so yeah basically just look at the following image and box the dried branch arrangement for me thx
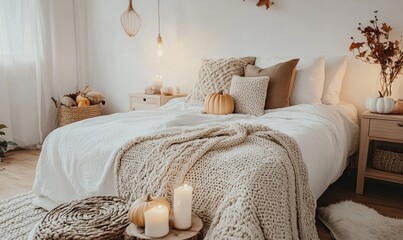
[349,11,403,97]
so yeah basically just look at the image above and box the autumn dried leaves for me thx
[350,11,403,97]
[243,0,273,10]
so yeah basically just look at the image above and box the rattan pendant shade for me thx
[120,0,142,37]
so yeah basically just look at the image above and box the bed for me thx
[33,98,358,207]
[33,56,358,239]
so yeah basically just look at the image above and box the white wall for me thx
[85,0,403,114]
[85,0,180,113]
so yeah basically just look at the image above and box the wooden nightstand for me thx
[356,111,403,194]
[128,93,187,111]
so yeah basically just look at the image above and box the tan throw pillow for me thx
[245,58,299,109]
[187,57,256,104]
[229,76,269,116]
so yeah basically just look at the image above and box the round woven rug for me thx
[35,196,130,240]
[0,192,47,240]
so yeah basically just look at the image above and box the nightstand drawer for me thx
[369,119,403,141]
[132,96,160,105]
[129,93,187,111]
[133,103,159,110]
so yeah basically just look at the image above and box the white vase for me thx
[366,97,395,114]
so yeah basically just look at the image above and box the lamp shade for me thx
[120,0,142,37]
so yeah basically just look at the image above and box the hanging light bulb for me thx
[157,34,163,57]
[156,0,163,57]
[120,0,142,37]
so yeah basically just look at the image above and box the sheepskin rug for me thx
[318,201,403,240]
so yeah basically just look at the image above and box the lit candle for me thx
[152,75,163,94]
[173,184,193,230]
[144,205,169,238]
[154,75,163,88]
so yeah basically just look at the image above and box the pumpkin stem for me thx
[146,193,152,202]
[218,90,224,94]
[378,91,383,98]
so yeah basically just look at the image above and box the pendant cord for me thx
[158,0,161,34]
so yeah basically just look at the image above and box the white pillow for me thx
[322,56,347,105]
[256,56,325,105]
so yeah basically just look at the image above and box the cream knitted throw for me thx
[115,124,318,239]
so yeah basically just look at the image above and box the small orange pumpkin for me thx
[77,98,90,107]
[393,99,403,114]
[204,90,234,115]
[76,94,85,104]
[128,194,170,227]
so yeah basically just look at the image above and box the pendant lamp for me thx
[156,0,163,56]
[120,0,142,37]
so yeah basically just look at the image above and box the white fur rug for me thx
[318,201,403,240]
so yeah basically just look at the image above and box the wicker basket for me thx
[58,104,101,127]
[372,146,403,174]
[35,196,129,240]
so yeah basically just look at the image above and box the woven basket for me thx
[58,104,101,127]
[372,146,403,174]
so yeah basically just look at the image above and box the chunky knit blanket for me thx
[115,124,318,239]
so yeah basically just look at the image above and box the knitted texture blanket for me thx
[115,124,318,239]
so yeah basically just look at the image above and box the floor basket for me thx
[58,104,101,127]
[372,146,403,174]
[34,196,129,240]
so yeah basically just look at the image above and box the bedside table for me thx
[128,93,187,111]
[356,111,403,194]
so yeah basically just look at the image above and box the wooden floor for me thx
[0,149,39,199]
[0,150,402,239]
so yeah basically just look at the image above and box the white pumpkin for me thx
[60,96,77,107]
[160,87,173,95]
[366,97,395,114]
[86,91,105,105]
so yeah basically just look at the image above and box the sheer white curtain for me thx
[0,0,81,146]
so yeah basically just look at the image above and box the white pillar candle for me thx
[173,184,193,230]
[154,75,163,89]
[144,205,169,238]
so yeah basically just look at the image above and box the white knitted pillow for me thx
[230,76,269,116]
[187,57,256,104]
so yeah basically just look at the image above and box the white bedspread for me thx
[32,99,359,210]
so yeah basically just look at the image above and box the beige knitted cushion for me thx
[230,76,269,116]
[187,57,256,104]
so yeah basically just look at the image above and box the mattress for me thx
[32,99,359,210]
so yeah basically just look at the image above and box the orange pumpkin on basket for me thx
[76,94,85,103]
[77,98,90,107]
[204,90,234,115]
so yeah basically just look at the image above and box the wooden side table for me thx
[356,111,403,194]
[125,214,203,240]
[128,93,187,111]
